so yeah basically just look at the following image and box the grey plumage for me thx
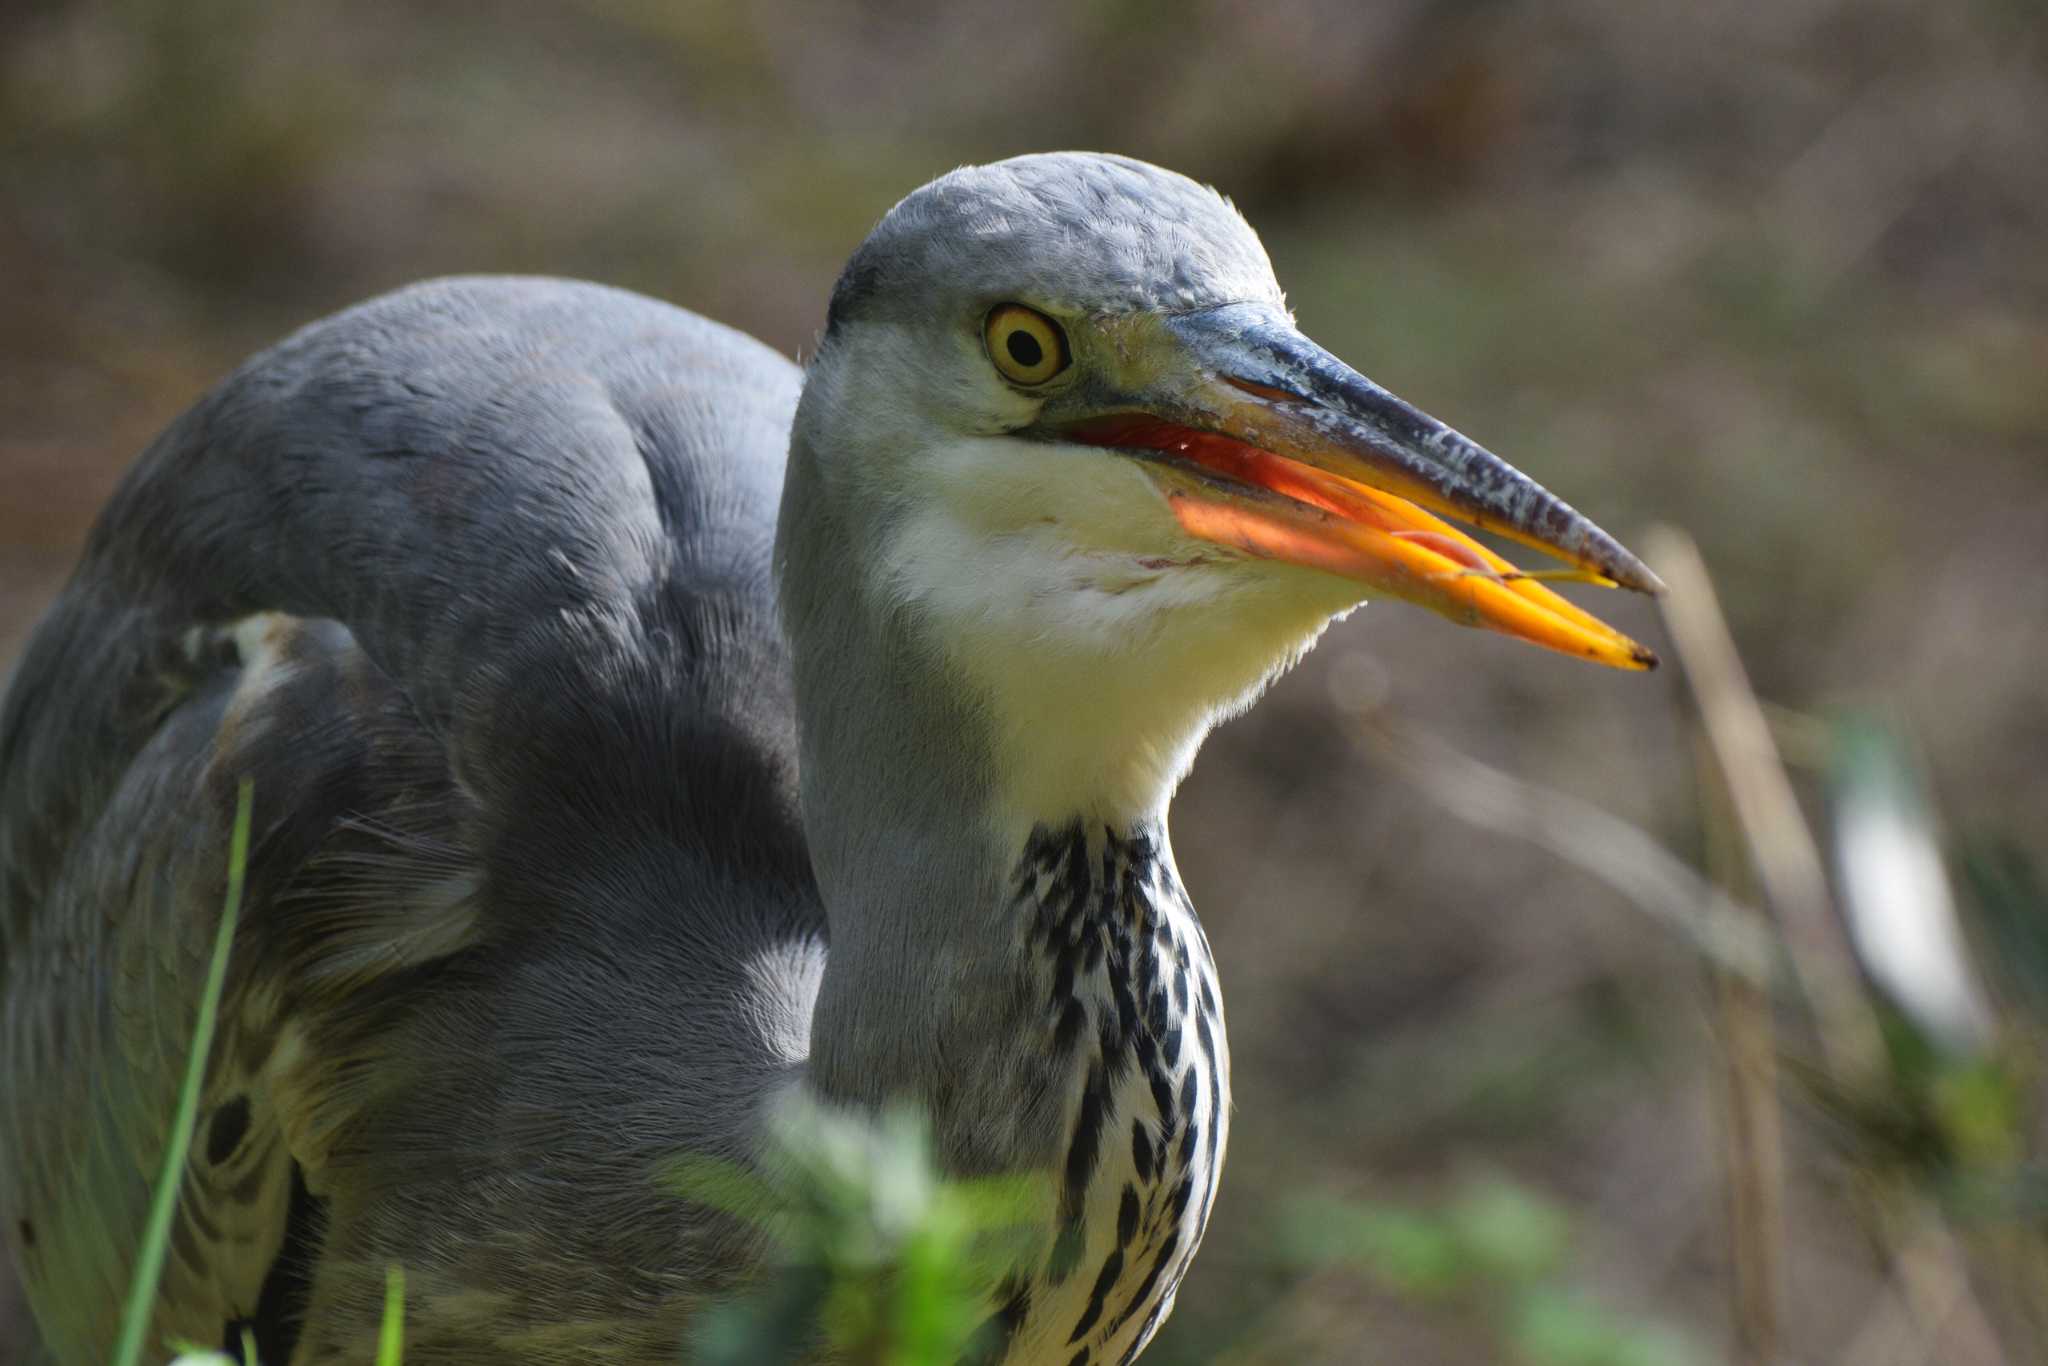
[1,152,1654,1363]
[824,155,1281,332]
[4,278,824,1358]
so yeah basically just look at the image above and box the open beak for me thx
[1064,303,1662,670]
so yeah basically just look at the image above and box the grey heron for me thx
[0,152,1658,1363]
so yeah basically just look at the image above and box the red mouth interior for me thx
[1060,413,1658,670]
[1063,414,1489,570]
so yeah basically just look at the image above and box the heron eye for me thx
[984,304,1069,386]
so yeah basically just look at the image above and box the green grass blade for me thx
[376,1265,405,1365]
[112,780,254,1366]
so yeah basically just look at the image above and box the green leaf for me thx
[677,1099,1048,1363]
[1449,1176,1571,1283]
[1273,1195,1467,1294]
[665,1154,787,1222]
[1510,1285,1698,1366]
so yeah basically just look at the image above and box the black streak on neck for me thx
[992,819,1223,1365]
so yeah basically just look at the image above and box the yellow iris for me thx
[984,304,1069,386]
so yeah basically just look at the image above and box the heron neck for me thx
[789,590,1142,1171]
[780,439,1203,1174]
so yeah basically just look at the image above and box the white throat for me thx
[874,431,1362,836]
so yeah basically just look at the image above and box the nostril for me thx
[1222,375,1304,404]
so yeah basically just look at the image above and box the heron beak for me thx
[1064,303,1661,670]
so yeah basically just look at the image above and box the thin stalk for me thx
[112,781,254,1366]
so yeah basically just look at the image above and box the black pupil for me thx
[1005,329,1045,369]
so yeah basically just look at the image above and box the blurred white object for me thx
[1830,724,1993,1053]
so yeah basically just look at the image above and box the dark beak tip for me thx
[1598,549,1667,598]
[1633,563,1671,597]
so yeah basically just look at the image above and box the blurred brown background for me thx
[4,1,2046,1361]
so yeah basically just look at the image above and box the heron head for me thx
[783,152,1657,826]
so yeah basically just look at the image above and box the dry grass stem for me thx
[1699,736,1784,1366]
[1646,525,1886,1087]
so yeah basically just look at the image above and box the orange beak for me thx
[1063,304,1660,670]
